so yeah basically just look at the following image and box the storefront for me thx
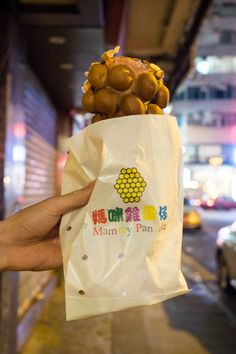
[183,143,236,201]
[0,17,70,354]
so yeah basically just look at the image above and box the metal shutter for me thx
[18,68,57,318]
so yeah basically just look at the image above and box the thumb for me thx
[44,181,95,216]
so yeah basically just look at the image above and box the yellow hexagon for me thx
[115,167,147,203]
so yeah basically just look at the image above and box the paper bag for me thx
[60,114,188,321]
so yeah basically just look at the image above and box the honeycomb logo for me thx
[114,167,147,203]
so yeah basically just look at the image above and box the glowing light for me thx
[3,176,11,184]
[17,195,24,204]
[49,36,66,45]
[13,122,26,137]
[207,200,214,207]
[60,63,74,70]
[209,156,223,165]
[12,145,26,162]
[193,199,201,206]
[196,59,209,75]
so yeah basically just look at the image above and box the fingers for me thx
[45,181,96,216]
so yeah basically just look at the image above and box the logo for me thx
[114,167,147,203]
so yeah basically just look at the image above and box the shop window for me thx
[215,88,226,98]
[187,86,203,99]
[217,2,236,16]
[186,112,236,127]
[219,31,236,44]
[197,30,219,46]
[174,85,236,102]
[173,91,185,101]
[184,145,198,164]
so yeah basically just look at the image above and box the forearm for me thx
[0,220,10,271]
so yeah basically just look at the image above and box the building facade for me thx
[173,0,236,201]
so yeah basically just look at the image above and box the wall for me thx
[0,16,59,353]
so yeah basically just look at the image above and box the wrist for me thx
[0,220,10,271]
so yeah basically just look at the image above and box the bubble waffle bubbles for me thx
[81,46,170,123]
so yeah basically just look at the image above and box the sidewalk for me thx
[21,277,236,354]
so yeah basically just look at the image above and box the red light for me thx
[17,195,24,204]
[13,123,26,137]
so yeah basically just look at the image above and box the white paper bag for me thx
[60,114,188,321]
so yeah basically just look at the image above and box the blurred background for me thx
[0,0,236,353]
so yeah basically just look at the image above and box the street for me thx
[21,209,236,354]
[183,209,236,318]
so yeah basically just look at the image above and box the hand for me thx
[0,182,95,271]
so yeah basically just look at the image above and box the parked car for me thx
[216,221,236,292]
[183,198,202,230]
[200,196,236,210]
[213,197,236,210]
[198,198,215,209]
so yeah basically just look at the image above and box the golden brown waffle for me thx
[81,47,170,123]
